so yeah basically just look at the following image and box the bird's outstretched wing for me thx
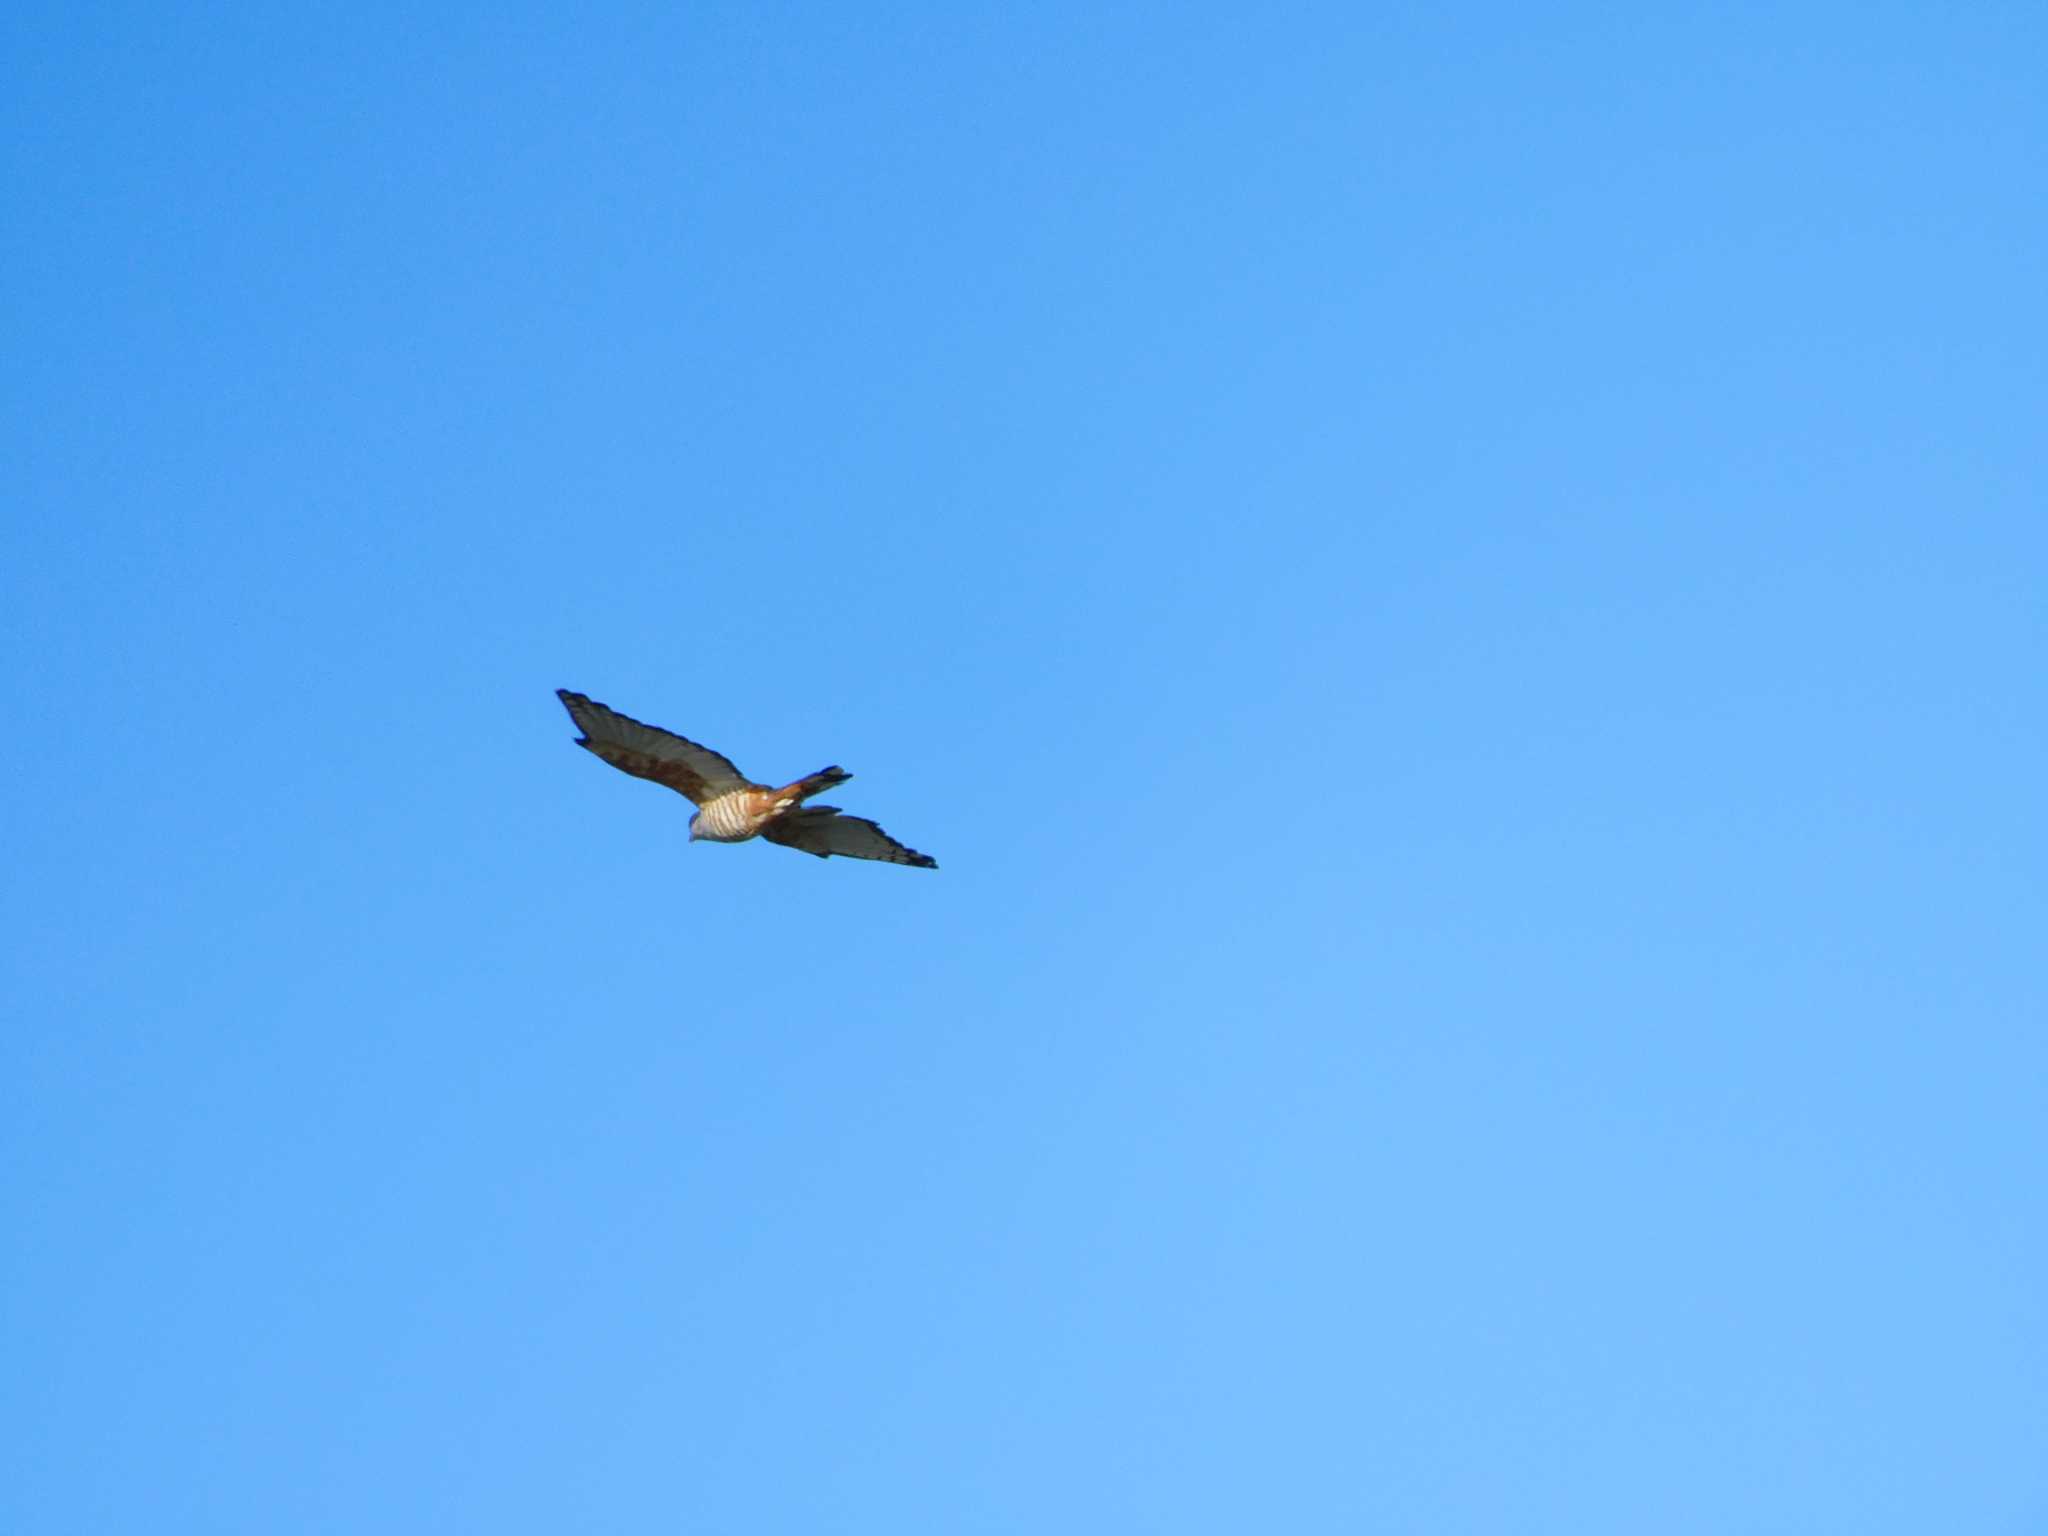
[557,689,752,804]
[762,806,938,868]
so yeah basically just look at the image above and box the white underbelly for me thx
[696,793,760,841]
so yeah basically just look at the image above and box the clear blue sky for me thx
[4,3,2043,1530]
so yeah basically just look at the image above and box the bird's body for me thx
[691,788,777,844]
[556,689,937,868]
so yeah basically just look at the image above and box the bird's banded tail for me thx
[781,766,851,803]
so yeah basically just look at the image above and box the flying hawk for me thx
[557,690,938,869]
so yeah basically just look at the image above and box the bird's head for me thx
[687,812,703,841]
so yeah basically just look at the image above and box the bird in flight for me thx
[556,689,938,869]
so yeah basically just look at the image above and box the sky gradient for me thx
[4,3,2044,1531]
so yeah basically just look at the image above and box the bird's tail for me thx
[779,766,851,803]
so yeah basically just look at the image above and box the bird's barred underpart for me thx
[695,791,762,842]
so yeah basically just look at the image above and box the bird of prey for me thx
[556,689,938,869]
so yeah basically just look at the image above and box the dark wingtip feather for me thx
[556,688,592,743]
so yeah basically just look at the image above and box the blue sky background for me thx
[4,3,2043,1530]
